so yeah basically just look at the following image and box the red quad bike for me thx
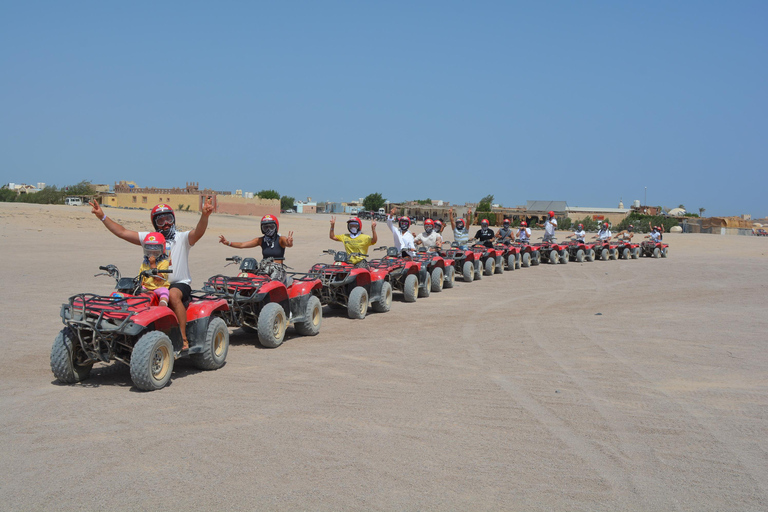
[533,239,570,265]
[51,265,230,391]
[369,246,431,302]
[469,241,504,276]
[565,238,596,263]
[439,242,480,283]
[305,249,393,318]
[412,246,455,291]
[592,239,619,261]
[494,240,520,271]
[640,240,669,258]
[614,239,641,260]
[203,256,323,348]
[511,240,541,268]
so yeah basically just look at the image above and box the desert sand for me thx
[1,201,767,511]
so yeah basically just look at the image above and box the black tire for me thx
[549,249,559,265]
[462,261,474,282]
[495,256,504,274]
[418,273,431,298]
[50,328,93,384]
[371,281,392,312]
[653,247,661,258]
[631,247,640,259]
[601,248,609,261]
[506,254,515,270]
[295,296,323,335]
[532,251,541,265]
[622,248,630,259]
[191,317,229,370]
[576,249,585,263]
[257,302,287,348]
[474,260,483,280]
[404,274,419,302]
[484,257,495,276]
[559,249,568,264]
[347,287,368,320]
[521,252,531,268]
[515,253,521,269]
[443,265,455,288]
[662,247,668,258]
[430,267,444,292]
[587,248,595,262]
[130,331,174,391]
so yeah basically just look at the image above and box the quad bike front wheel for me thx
[257,302,287,347]
[622,248,631,259]
[474,260,483,280]
[495,256,504,274]
[576,249,585,263]
[484,257,495,276]
[549,249,559,265]
[371,281,392,312]
[347,287,368,320]
[506,254,516,270]
[191,317,229,371]
[418,273,431,298]
[295,296,323,336]
[653,247,661,258]
[521,252,531,268]
[51,328,93,384]
[443,265,455,288]
[559,249,568,264]
[130,331,174,391]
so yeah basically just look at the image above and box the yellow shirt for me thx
[139,259,170,291]
[336,234,373,264]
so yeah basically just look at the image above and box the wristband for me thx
[228,241,232,246]
[100,214,107,222]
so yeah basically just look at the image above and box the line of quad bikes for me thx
[51,235,669,391]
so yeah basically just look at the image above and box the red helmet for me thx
[434,219,444,228]
[143,232,166,258]
[398,216,411,229]
[578,224,584,229]
[481,219,489,227]
[261,214,279,235]
[151,204,175,231]
[347,216,362,233]
[424,219,435,227]
[604,222,609,228]
[520,221,527,227]
[503,218,510,226]
[548,211,555,218]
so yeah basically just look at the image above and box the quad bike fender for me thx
[259,280,290,303]
[186,298,229,323]
[349,268,372,287]
[442,258,455,268]
[129,307,179,331]
[369,268,388,282]
[288,279,322,300]
[404,262,421,275]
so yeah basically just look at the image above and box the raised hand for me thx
[371,220,377,229]
[286,231,294,245]
[330,216,336,227]
[202,196,214,216]
[90,200,104,219]
[218,234,228,245]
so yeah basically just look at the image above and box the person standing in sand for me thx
[89,198,214,352]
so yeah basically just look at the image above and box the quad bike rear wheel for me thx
[495,256,504,274]
[371,281,392,312]
[462,261,474,282]
[622,248,630,259]
[559,249,568,264]
[662,247,668,258]
[443,265,455,288]
[549,249,558,265]
[484,257,495,276]
[191,317,229,371]
[404,274,419,302]
[631,247,640,259]
[521,252,531,268]
[418,273,431,298]
[507,254,516,270]
[257,302,287,348]
[130,331,174,391]
[653,247,661,258]
[600,248,609,261]
[347,287,368,320]
[610,249,618,260]
[474,260,483,280]
[430,267,444,292]
[295,296,323,335]
[576,249,585,263]
[532,251,541,265]
[51,328,93,384]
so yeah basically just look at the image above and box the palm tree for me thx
[699,207,706,217]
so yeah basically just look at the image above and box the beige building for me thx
[98,181,279,218]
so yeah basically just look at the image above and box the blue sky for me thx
[2,1,766,218]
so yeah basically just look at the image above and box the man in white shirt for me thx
[539,211,558,242]
[517,221,532,243]
[597,222,612,241]
[414,219,443,252]
[90,198,214,351]
[386,207,416,259]
[570,223,586,243]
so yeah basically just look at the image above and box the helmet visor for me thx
[348,221,360,234]
[144,243,164,259]
[261,222,277,236]
[154,213,174,228]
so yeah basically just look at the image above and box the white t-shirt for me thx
[649,231,661,242]
[386,216,416,255]
[517,227,531,241]
[598,229,612,240]
[573,229,585,241]
[415,231,442,251]
[139,231,192,285]
[544,219,557,237]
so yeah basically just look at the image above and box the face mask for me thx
[399,222,409,232]
[262,223,277,237]
[424,226,433,234]
[160,225,176,241]
[456,221,464,230]
[348,224,359,235]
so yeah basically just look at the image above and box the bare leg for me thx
[169,287,188,350]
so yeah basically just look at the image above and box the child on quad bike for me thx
[538,211,558,242]
[414,219,443,252]
[569,223,586,243]
[516,221,531,242]
[449,207,472,250]
[218,214,295,278]
[596,222,612,241]
[474,218,495,247]
[139,232,170,307]
[496,218,514,241]
[90,198,213,351]
[386,207,417,259]
[328,215,378,265]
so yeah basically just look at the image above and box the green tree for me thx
[280,196,295,210]
[0,188,16,202]
[256,189,280,200]
[699,207,706,217]
[559,217,572,231]
[476,194,495,224]
[363,193,386,212]
[67,180,96,197]
[414,198,432,205]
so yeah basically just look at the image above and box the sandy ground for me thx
[1,201,767,511]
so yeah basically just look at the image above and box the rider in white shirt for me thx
[517,222,531,243]
[597,223,612,241]
[571,224,586,243]
[386,208,416,258]
[539,211,558,242]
